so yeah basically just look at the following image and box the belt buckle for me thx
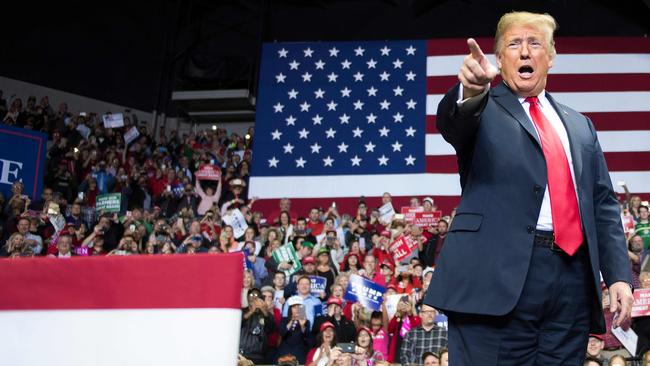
[548,233,564,253]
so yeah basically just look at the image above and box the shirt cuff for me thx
[456,84,489,113]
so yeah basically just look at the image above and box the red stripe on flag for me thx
[426,115,438,133]
[546,74,650,92]
[427,74,650,94]
[421,150,650,172]
[0,254,244,311]
[425,155,458,173]
[585,112,650,131]
[604,152,650,171]
[254,196,462,220]
[427,37,650,56]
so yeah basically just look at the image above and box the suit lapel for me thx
[491,83,541,148]
[545,92,584,185]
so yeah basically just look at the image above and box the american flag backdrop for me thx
[250,38,650,216]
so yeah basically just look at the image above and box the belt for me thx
[533,230,565,253]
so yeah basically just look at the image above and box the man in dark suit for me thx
[423,11,634,365]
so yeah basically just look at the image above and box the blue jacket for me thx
[424,83,632,333]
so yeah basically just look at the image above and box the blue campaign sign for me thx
[344,274,386,311]
[0,125,47,200]
[309,276,327,296]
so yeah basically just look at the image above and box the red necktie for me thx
[525,96,583,255]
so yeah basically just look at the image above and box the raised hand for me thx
[459,38,499,98]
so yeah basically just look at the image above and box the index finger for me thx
[467,38,485,60]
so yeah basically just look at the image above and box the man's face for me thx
[420,305,437,327]
[303,262,316,274]
[273,273,285,288]
[640,207,649,220]
[631,236,644,252]
[297,278,311,295]
[58,237,71,254]
[423,201,433,211]
[496,24,554,97]
[309,209,319,221]
[262,291,274,309]
[424,355,440,366]
[296,219,307,231]
[17,219,29,234]
[328,303,342,317]
[300,246,312,257]
[364,256,376,273]
[586,337,604,357]
[437,221,448,235]
[382,193,391,204]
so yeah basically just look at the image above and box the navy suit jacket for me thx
[423,82,632,333]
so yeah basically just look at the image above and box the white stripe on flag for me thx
[0,308,241,366]
[611,171,650,194]
[426,92,650,115]
[249,173,463,197]
[426,54,650,76]
[250,171,650,198]
[425,131,650,155]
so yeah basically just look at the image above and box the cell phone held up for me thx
[298,305,306,321]
[338,342,355,353]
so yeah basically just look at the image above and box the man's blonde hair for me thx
[494,11,558,57]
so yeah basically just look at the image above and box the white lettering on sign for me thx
[0,159,23,185]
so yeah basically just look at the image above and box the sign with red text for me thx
[195,164,221,181]
[632,288,650,318]
[401,206,423,224]
[413,211,442,228]
[389,235,417,262]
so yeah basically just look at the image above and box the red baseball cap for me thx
[380,230,391,238]
[320,321,336,333]
[380,260,395,271]
[589,334,605,341]
[326,297,343,307]
[301,256,316,265]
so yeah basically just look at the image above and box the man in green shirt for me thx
[635,205,650,250]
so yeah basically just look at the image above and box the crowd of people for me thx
[0,92,649,366]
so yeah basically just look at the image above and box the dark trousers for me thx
[447,244,593,365]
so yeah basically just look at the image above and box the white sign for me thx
[379,202,395,224]
[611,326,637,356]
[222,208,248,239]
[124,126,140,145]
[102,113,124,128]
[384,294,403,320]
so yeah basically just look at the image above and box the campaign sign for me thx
[95,193,122,213]
[622,213,635,234]
[0,125,47,200]
[222,208,248,238]
[379,202,396,224]
[309,276,327,296]
[413,211,442,228]
[401,206,423,224]
[272,243,302,277]
[344,274,385,311]
[102,113,124,128]
[389,235,417,262]
[632,288,650,318]
[195,164,221,181]
[124,126,140,145]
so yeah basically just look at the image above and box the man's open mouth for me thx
[518,65,534,78]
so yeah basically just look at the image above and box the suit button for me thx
[527,225,534,234]
[533,185,543,194]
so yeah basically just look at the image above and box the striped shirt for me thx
[400,324,448,366]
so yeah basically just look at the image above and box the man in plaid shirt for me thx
[400,304,448,366]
